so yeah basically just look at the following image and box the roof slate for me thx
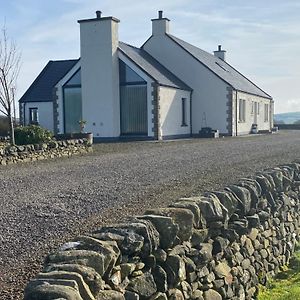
[19,59,79,103]
[167,34,272,99]
[118,41,191,91]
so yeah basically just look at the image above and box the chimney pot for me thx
[218,45,221,51]
[158,10,163,19]
[96,11,102,19]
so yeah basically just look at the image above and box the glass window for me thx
[119,60,146,85]
[264,104,269,122]
[239,99,246,122]
[29,108,39,125]
[181,98,187,126]
[64,69,81,86]
[64,87,82,133]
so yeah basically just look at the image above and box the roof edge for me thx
[166,34,272,99]
[19,59,79,103]
[222,60,272,99]
[118,45,192,91]
[166,33,234,90]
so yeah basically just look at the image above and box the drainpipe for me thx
[23,102,26,126]
[235,90,238,136]
[190,90,193,137]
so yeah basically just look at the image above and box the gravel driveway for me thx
[1,130,300,299]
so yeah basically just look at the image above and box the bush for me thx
[15,125,53,145]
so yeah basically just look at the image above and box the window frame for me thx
[238,99,246,123]
[29,107,39,125]
[264,104,269,122]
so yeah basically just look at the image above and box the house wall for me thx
[143,35,229,135]
[23,102,54,131]
[159,86,191,138]
[79,17,120,138]
[236,91,272,135]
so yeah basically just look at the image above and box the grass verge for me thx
[258,250,300,300]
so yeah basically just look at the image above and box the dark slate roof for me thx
[19,59,79,103]
[118,41,191,91]
[167,34,272,99]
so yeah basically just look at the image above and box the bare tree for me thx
[0,26,21,144]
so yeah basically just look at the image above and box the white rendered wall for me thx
[24,102,54,131]
[143,35,229,134]
[236,91,272,135]
[80,18,120,138]
[159,86,191,137]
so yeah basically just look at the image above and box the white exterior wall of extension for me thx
[143,35,229,135]
[159,86,191,138]
[118,52,154,137]
[235,91,272,135]
[79,17,120,138]
[22,102,54,131]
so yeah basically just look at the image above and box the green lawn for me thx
[258,250,300,300]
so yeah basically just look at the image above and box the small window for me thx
[251,101,254,115]
[181,98,187,126]
[29,108,39,125]
[239,99,246,122]
[264,104,269,122]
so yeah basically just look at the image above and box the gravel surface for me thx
[1,130,300,299]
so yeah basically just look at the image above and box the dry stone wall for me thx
[0,139,92,166]
[24,162,300,300]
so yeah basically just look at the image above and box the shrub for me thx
[15,125,53,145]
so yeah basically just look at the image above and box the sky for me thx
[1,0,300,114]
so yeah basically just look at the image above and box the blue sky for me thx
[1,0,300,113]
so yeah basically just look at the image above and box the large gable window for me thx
[63,69,82,133]
[119,60,147,135]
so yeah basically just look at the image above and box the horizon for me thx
[1,0,300,114]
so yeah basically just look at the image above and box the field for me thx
[258,249,300,300]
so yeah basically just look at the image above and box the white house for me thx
[19,11,274,140]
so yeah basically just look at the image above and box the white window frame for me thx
[264,104,269,122]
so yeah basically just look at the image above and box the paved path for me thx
[1,130,300,298]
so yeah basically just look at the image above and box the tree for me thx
[0,26,21,144]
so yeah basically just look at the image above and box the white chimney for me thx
[151,10,170,35]
[78,11,120,137]
[214,45,226,61]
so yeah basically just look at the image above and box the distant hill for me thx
[274,112,300,124]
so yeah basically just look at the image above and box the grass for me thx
[258,250,300,300]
